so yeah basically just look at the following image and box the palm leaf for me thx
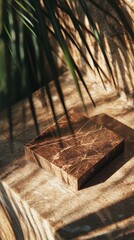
[45,1,87,113]
[0,0,133,140]
[58,2,111,88]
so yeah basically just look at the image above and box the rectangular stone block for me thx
[25,112,125,190]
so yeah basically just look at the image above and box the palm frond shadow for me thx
[57,193,134,239]
[0,0,133,139]
[66,0,134,94]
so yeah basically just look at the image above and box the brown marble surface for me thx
[25,112,125,190]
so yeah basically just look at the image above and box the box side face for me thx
[25,148,78,190]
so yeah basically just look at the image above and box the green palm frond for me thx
[0,0,133,137]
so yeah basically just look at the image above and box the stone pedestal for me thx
[25,112,125,190]
[1,91,134,239]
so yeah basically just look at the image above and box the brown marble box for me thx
[25,112,125,190]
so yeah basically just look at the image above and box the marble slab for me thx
[25,112,125,190]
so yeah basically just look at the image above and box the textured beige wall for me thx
[54,0,134,96]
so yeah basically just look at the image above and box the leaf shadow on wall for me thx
[60,0,134,96]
